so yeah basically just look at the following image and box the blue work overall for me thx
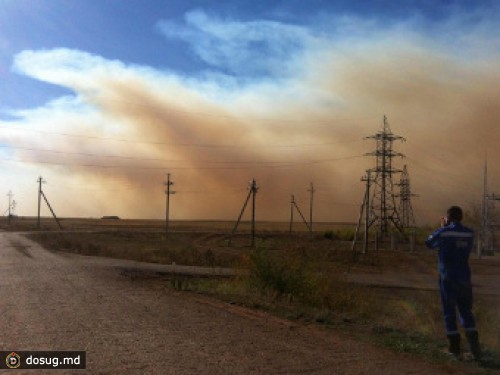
[425,222,476,335]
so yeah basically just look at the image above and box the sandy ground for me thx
[0,232,486,374]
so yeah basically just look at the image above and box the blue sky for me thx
[0,0,499,221]
[1,0,495,110]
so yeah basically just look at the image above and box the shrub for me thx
[323,228,355,241]
[247,246,328,307]
[335,228,356,241]
[324,230,337,240]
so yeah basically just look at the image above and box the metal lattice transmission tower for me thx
[365,115,405,237]
[395,165,417,229]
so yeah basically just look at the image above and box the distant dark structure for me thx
[101,216,120,220]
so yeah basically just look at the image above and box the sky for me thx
[0,0,499,224]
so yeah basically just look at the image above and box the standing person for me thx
[425,206,481,360]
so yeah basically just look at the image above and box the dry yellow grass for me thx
[13,217,500,368]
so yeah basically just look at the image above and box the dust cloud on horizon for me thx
[1,13,499,226]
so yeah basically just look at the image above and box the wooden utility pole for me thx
[481,160,500,256]
[37,176,44,229]
[229,179,258,247]
[289,194,311,233]
[36,177,62,230]
[251,179,257,247]
[308,182,315,239]
[7,190,13,225]
[164,173,175,236]
[41,190,63,230]
[363,171,371,254]
[352,171,372,255]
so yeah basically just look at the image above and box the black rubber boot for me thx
[447,333,461,359]
[465,330,481,361]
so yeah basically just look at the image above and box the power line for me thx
[0,143,361,166]
[0,126,362,149]
[407,156,481,195]
[0,154,363,171]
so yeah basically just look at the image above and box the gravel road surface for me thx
[0,232,475,374]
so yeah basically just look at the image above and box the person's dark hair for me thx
[447,206,463,222]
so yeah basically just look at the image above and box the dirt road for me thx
[0,232,475,374]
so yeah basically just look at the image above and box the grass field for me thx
[5,217,499,370]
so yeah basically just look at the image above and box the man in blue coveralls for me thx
[425,206,481,360]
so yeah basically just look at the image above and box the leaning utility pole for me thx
[229,179,259,247]
[164,173,175,236]
[364,115,405,238]
[36,176,63,230]
[289,194,311,233]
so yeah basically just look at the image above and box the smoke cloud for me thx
[1,9,499,224]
